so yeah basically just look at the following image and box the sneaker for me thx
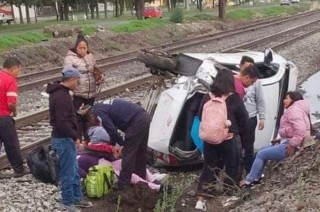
[153,173,168,182]
[63,204,81,212]
[74,200,92,208]
[195,200,207,211]
[13,167,30,178]
[240,180,255,188]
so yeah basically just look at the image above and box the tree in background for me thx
[218,0,226,19]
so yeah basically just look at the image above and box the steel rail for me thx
[15,74,155,127]
[0,137,51,170]
[18,10,320,92]
[221,20,320,52]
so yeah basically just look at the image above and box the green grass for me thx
[82,26,97,36]
[227,2,311,20]
[0,32,49,51]
[261,3,310,16]
[186,13,216,21]
[227,9,256,20]
[111,19,168,33]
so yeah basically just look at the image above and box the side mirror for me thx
[264,48,273,65]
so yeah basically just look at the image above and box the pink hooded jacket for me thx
[278,100,311,147]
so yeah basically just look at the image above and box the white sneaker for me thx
[195,200,207,211]
[153,173,168,182]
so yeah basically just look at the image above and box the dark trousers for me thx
[241,116,257,174]
[0,116,24,173]
[73,96,95,141]
[118,112,151,186]
[197,135,241,194]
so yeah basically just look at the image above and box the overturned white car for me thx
[138,49,298,166]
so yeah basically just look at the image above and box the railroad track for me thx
[2,12,320,170]
[223,18,320,52]
[17,10,320,92]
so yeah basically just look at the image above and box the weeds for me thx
[82,26,97,36]
[115,195,121,212]
[170,8,184,23]
[154,178,192,212]
[297,173,306,201]
[105,40,122,51]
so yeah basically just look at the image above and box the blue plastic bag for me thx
[191,116,204,153]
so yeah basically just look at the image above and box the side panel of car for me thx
[148,86,189,154]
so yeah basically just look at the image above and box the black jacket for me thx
[199,93,248,135]
[93,100,146,145]
[46,82,78,141]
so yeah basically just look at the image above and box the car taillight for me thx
[165,154,178,165]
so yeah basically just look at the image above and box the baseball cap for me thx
[62,66,80,78]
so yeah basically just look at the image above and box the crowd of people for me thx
[195,57,311,211]
[0,33,313,212]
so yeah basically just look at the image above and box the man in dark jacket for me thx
[92,99,151,189]
[47,66,91,211]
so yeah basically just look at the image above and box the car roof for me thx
[184,51,285,65]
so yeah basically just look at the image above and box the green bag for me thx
[84,165,114,198]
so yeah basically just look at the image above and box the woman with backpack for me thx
[240,91,311,188]
[195,69,248,211]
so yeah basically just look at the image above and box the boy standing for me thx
[47,66,92,211]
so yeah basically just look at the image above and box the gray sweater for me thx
[244,80,266,121]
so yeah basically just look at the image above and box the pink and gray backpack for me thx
[199,93,232,144]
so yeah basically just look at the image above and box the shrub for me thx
[170,8,184,23]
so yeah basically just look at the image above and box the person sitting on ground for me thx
[240,91,311,187]
[88,112,111,144]
[79,111,122,158]
[77,154,168,192]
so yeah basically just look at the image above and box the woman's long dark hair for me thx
[210,69,235,97]
[71,33,89,54]
[286,91,304,107]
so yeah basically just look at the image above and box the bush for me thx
[170,8,184,23]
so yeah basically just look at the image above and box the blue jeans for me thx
[246,141,288,182]
[52,137,83,206]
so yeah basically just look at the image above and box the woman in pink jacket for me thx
[241,91,310,187]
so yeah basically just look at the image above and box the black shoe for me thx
[243,182,255,188]
[160,184,173,193]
